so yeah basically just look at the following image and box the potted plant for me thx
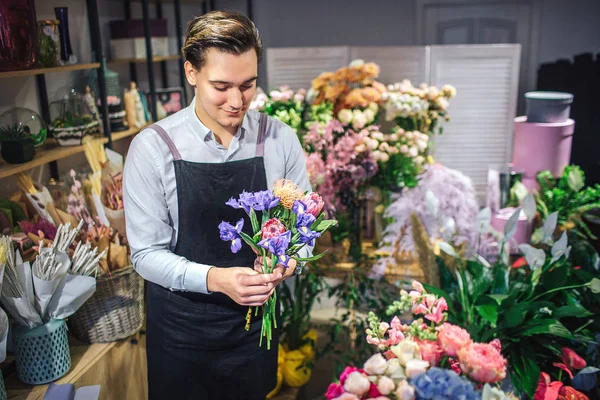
[0,123,35,164]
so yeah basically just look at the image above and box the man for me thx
[123,11,311,399]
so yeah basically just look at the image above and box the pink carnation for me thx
[261,218,286,239]
[457,342,507,383]
[437,323,472,357]
[416,340,443,367]
[303,192,325,217]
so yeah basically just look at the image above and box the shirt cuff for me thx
[182,262,214,294]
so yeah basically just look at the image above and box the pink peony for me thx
[489,339,502,353]
[326,383,345,400]
[303,192,325,217]
[261,218,287,239]
[424,297,447,324]
[343,371,371,397]
[436,323,472,357]
[457,342,507,383]
[416,340,443,366]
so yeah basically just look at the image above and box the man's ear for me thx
[184,60,198,87]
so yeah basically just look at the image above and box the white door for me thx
[416,0,540,113]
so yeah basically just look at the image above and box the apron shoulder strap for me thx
[256,113,268,158]
[145,124,182,161]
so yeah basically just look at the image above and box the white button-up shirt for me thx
[123,99,311,294]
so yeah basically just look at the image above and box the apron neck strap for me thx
[148,124,182,161]
[256,113,267,158]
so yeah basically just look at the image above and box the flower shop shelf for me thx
[0,63,101,79]
[0,137,108,179]
[111,123,151,142]
[3,332,147,399]
[108,55,181,64]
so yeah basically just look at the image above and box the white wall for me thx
[0,0,598,197]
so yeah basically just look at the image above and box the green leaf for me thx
[486,294,508,305]
[253,231,262,242]
[293,251,328,262]
[519,319,573,339]
[313,219,338,232]
[475,303,498,326]
[510,346,541,399]
[250,209,260,233]
[239,231,260,253]
[553,305,594,319]
[502,303,529,328]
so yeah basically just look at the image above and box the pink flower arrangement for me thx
[457,342,507,383]
[436,323,472,358]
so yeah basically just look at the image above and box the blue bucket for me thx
[12,319,71,385]
[0,369,6,400]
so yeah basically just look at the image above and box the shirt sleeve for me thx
[123,132,213,294]
[281,124,314,261]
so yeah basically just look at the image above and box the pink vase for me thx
[491,207,531,253]
[512,116,575,190]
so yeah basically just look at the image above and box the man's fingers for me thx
[241,271,282,286]
[240,289,275,306]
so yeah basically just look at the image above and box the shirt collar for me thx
[186,96,252,141]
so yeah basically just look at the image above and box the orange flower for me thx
[371,81,387,94]
[360,87,382,103]
[311,72,334,90]
[273,179,304,209]
[324,83,347,102]
[363,62,381,78]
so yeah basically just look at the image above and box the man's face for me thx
[188,48,258,132]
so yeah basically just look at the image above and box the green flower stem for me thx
[530,283,589,302]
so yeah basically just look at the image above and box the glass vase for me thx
[54,7,76,64]
[0,0,39,72]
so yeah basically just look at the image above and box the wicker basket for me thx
[69,265,144,343]
[13,319,71,385]
[0,369,6,400]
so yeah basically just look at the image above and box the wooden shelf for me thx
[0,137,108,179]
[108,55,181,64]
[0,63,100,79]
[111,123,150,142]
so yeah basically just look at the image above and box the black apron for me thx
[144,113,278,400]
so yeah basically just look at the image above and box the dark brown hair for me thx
[182,10,263,69]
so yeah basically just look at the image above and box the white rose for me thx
[389,146,399,154]
[379,152,390,162]
[378,142,390,152]
[415,156,425,165]
[417,140,428,152]
[377,376,395,396]
[372,132,385,142]
[334,393,360,400]
[368,102,379,112]
[270,90,283,101]
[394,380,416,400]
[409,146,418,158]
[281,89,294,101]
[405,359,429,379]
[442,84,457,98]
[427,87,439,100]
[349,59,365,68]
[436,97,449,110]
[389,133,399,142]
[405,131,414,140]
[343,371,371,397]
[391,339,421,367]
[372,150,383,162]
[481,383,509,400]
[354,144,367,153]
[364,353,388,375]
[400,145,409,154]
[385,358,406,380]
[364,109,376,123]
[352,113,367,130]
[338,109,353,125]
[411,103,422,113]
[293,93,305,103]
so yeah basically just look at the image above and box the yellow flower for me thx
[427,155,435,165]
[273,179,304,209]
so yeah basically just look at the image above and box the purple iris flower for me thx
[292,200,308,216]
[218,219,244,253]
[254,190,280,211]
[258,231,293,267]
[297,213,316,228]
[298,225,321,246]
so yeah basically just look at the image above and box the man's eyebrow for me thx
[208,76,258,85]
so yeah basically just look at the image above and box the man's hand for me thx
[253,256,296,286]
[206,267,282,306]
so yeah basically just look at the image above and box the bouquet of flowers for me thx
[310,59,386,115]
[325,281,515,400]
[219,179,337,349]
[250,86,307,134]
[382,80,456,135]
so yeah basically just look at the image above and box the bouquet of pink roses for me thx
[219,179,337,349]
[325,281,514,400]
